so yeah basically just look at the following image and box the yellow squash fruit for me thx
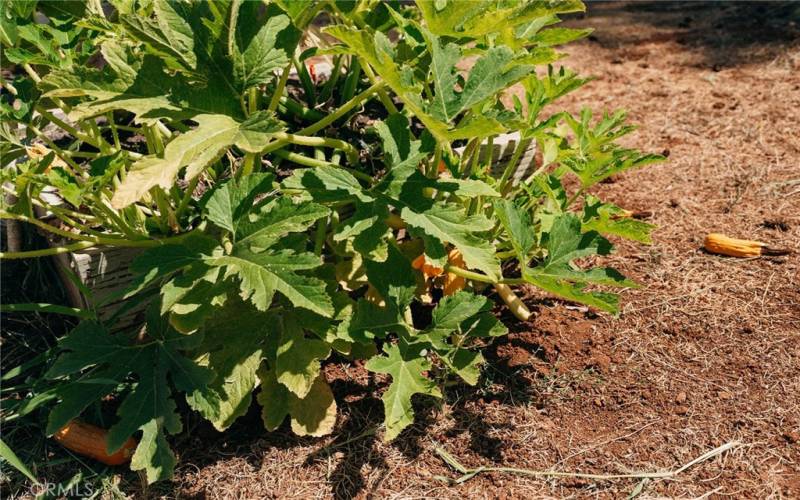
[53,420,137,466]
[704,233,791,258]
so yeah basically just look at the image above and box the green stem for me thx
[361,63,398,114]
[339,57,361,105]
[272,149,373,183]
[25,63,120,158]
[0,303,94,319]
[0,211,98,243]
[0,229,198,259]
[313,216,327,256]
[318,55,343,103]
[428,143,443,178]
[92,196,140,239]
[1,77,18,95]
[443,264,524,286]
[299,80,385,136]
[63,151,101,159]
[498,137,532,194]
[240,153,256,177]
[248,86,259,115]
[0,210,164,248]
[293,56,316,107]
[0,241,96,259]
[148,124,165,155]
[93,123,113,153]
[495,249,517,259]
[155,120,173,140]
[278,97,326,122]
[23,63,72,113]
[176,175,201,224]
[22,63,42,84]
[268,62,293,112]
[467,137,484,178]
[151,187,175,233]
[36,108,98,147]
[459,139,478,173]
[26,124,85,176]
[275,133,359,166]
[566,187,585,208]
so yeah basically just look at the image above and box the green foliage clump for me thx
[1,0,663,482]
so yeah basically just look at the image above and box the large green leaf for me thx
[344,298,410,343]
[210,248,332,316]
[235,197,329,247]
[111,112,283,208]
[325,26,449,141]
[43,55,242,123]
[327,26,520,142]
[365,341,442,441]
[524,214,635,313]
[45,307,212,483]
[120,0,197,72]
[161,266,231,333]
[494,199,536,261]
[418,291,507,385]
[416,0,585,39]
[125,234,221,298]
[283,165,373,203]
[425,33,461,123]
[205,173,275,235]
[581,195,655,244]
[0,439,38,484]
[186,300,271,431]
[423,31,532,122]
[364,245,417,309]
[401,204,500,280]
[232,3,300,91]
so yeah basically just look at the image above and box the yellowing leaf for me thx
[112,113,282,208]
[257,367,336,437]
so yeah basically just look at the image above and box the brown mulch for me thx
[148,3,800,499]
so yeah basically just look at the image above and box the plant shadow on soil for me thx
[160,294,609,499]
[584,1,800,69]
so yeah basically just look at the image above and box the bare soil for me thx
[95,2,800,498]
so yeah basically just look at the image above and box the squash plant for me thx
[0,0,662,482]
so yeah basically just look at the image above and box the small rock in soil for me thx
[761,219,790,231]
[783,430,799,444]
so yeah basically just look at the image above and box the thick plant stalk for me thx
[494,283,531,321]
[3,192,22,252]
[272,149,372,183]
[275,133,360,165]
[0,241,96,259]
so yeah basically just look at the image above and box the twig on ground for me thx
[432,441,741,485]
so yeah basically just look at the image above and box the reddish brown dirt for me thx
[140,3,800,499]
